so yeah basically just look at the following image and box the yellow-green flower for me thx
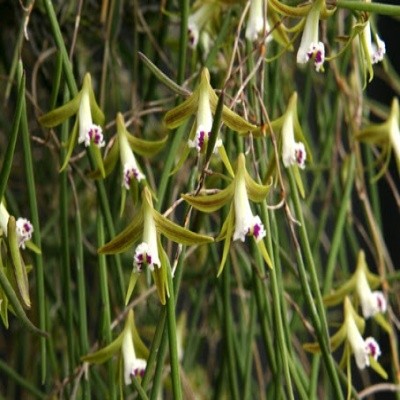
[99,187,213,304]
[182,153,272,275]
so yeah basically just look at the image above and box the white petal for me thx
[78,90,93,144]
[346,312,369,369]
[297,6,320,65]
[121,329,147,385]
[16,218,34,249]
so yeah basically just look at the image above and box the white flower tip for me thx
[16,218,33,248]
[188,21,199,48]
[365,337,381,361]
[84,124,105,148]
[371,37,386,64]
[297,42,325,72]
[252,215,266,242]
[123,163,145,189]
[133,242,160,272]
[283,142,306,169]
[125,358,147,384]
[189,126,209,152]
[233,215,266,242]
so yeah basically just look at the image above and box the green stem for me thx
[0,359,46,400]
[222,259,240,400]
[0,62,24,201]
[165,264,183,400]
[97,215,116,400]
[287,169,344,400]
[177,0,189,86]
[323,155,355,294]
[335,0,400,15]
[19,63,48,383]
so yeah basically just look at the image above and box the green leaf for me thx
[153,211,214,245]
[217,145,235,178]
[323,276,356,307]
[82,333,124,364]
[182,185,233,213]
[163,91,199,129]
[98,212,143,254]
[245,171,270,202]
[256,239,273,269]
[217,205,235,277]
[88,137,120,179]
[59,119,79,172]
[292,165,305,199]
[38,93,81,128]
[369,356,388,379]
[128,134,168,157]
[125,271,139,306]
[139,52,190,97]
[8,217,30,309]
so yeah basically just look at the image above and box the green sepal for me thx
[88,137,120,179]
[0,257,9,328]
[88,92,105,127]
[24,240,41,254]
[205,90,224,165]
[125,271,139,306]
[217,204,235,277]
[81,332,124,364]
[209,89,259,134]
[182,185,233,213]
[98,212,143,254]
[217,145,235,178]
[119,187,127,218]
[269,0,311,17]
[153,210,214,245]
[323,276,356,307]
[256,239,273,269]
[0,257,47,337]
[38,93,82,128]
[90,143,106,178]
[292,165,305,199]
[139,52,190,97]
[8,217,30,309]
[373,313,392,334]
[153,240,170,305]
[355,122,389,145]
[330,324,347,352]
[303,341,321,354]
[59,119,79,172]
[245,171,270,203]
[164,91,199,129]
[269,9,293,50]
[369,356,388,379]
[170,143,191,176]
[128,134,168,158]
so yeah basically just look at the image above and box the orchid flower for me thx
[164,68,259,171]
[323,250,390,332]
[182,153,272,275]
[82,310,148,385]
[356,97,400,178]
[0,201,37,309]
[188,1,217,48]
[263,92,311,198]
[99,187,213,304]
[0,202,33,249]
[39,73,106,173]
[304,297,387,380]
[296,0,324,72]
[245,0,270,42]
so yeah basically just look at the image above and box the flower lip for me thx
[84,124,105,148]
[16,218,34,249]
[233,170,266,243]
[133,242,160,272]
[365,337,381,361]
[123,163,145,189]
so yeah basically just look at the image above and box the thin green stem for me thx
[165,263,183,400]
[287,169,344,400]
[19,63,48,383]
[323,155,355,294]
[97,215,116,400]
[335,0,400,15]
